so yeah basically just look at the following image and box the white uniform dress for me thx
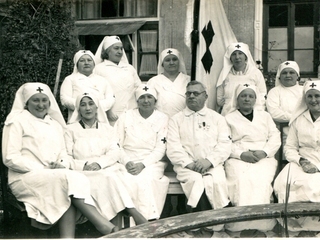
[274,111,320,203]
[217,67,267,116]
[225,110,280,205]
[94,60,141,125]
[273,111,320,232]
[64,121,136,221]
[3,110,95,228]
[224,110,280,232]
[115,109,170,220]
[60,72,115,121]
[167,106,231,209]
[147,73,190,117]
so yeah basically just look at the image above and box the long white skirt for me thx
[118,161,169,220]
[224,158,277,232]
[80,163,136,221]
[225,157,277,206]
[274,162,320,203]
[10,169,95,228]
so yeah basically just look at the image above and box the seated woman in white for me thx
[147,48,190,117]
[224,83,281,232]
[60,50,115,122]
[64,92,147,227]
[274,80,320,232]
[115,84,170,221]
[2,82,117,238]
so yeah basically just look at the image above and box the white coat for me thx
[167,106,231,209]
[274,111,320,203]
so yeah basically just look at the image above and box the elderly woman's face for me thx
[230,50,247,70]
[77,55,94,76]
[106,43,123,64]
[163,54,179,74]
[79,97,98,121]
[305,89,320,114]
[26,93,50,119]
[280,67,299,87]
[237,89,256,112]
[137,94,156,112]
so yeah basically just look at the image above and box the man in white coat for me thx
[167,81,231,213]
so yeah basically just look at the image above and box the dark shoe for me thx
[223,202,233,208]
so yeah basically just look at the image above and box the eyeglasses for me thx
[185,91,206,97]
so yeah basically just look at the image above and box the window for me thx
[74,0,157,20]
[263,1,319,77]
[74,1,159,81]
[137,22,158,81]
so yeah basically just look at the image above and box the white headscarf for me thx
[134,84,157,100]
[157,48,187,74]
[289,79,320,125]
[217,42,256,87]
[72,50,96,74]
[227,82,262,114]
[4,82,66,128]
[68,92,109,124]
[275,61,300,87]
[94,35,129,65]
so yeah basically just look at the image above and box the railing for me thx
[103,202,320,238]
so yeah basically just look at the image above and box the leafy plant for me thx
[0,0,81,127]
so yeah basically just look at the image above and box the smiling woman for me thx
[274,80,320,231]
[2,83,118,238]
[26,93,50,119]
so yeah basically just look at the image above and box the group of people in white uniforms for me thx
[3,32,320,238]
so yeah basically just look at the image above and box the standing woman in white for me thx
[216,42,267,116]
[94,36,141,125]
[60,50,115,122]
[147,48,190,117]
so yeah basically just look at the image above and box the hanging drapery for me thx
[139,30,158,76]
[185,0,237,110]
[123,0,157,17]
